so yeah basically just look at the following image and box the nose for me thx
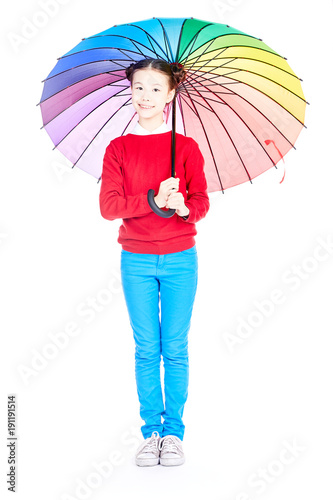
[141,90,151,101]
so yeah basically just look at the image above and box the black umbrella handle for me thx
[147,91,178,218]
[147,189,176,218]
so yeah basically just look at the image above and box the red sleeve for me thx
[99,140,152,221]
[181,138,210,223]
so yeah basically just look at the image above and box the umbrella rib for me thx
[42,57,132,84]
[176,89,200,117]
[120,110,139,136]
[185,58,305,102]
[52,87,132,149]
[179,29,272,60]
[86,26,170,60]
[185,53,237,84]
[185,72,279,169]
[191,59,302,107]
[71,95,134,168]
[178,88,221,114]
[186,71,297,149]
[187,77,256,183]
[155,18,174,61]
[41,84,132,128]
[41,70,235,128]
[196,62,306,101]
[177,23,264,64]
[132,26,168,62]
[188,69,307,123]
[188,69,242,85]
[55,36,167,64]
[180,83,226,192]
[174,18,188,63]
[111,37,149,61]
[179,31,271,66]
[177,23,213,64]
[183,43,229,77]
[185,45,300,80]
[100,24,168,57]
[97,109,139,182]
[180,86,236,96]
[116,48,138,64]
[44,32,171,86]
[176,91,187,134]
[162,30,172,61]
[38,71,130,105]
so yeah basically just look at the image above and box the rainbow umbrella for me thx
[39,16,307,211]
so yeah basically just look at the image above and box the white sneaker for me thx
[159,435,185,466]
[135,431,161,467]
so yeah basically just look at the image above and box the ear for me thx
[166,88,176,104]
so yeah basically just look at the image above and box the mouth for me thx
[139,104,154,109]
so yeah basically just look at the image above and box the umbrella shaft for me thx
[171,93,176,178]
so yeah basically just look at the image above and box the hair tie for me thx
[170,62,184,69]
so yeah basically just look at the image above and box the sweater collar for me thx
[131,120,170,135]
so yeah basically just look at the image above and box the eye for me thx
[153,88,160,92]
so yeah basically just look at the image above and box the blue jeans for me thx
[120,245,198,441]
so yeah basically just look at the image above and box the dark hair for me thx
[125,58,187,91]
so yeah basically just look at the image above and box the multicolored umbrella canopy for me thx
[39,16,307,192]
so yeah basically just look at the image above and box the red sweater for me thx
[99,131,210,254]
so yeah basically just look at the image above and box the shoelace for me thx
[158,435,182,453]
[140,431,160,454]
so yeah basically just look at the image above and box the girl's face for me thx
[131,68,175,125]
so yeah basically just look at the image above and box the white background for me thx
[1,0,333,499]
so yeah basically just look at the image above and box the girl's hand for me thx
[166,191,190,217]
[154,177,180,208]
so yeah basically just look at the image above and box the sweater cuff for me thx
[181,206,190,221]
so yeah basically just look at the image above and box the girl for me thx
[99,58,210,467]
